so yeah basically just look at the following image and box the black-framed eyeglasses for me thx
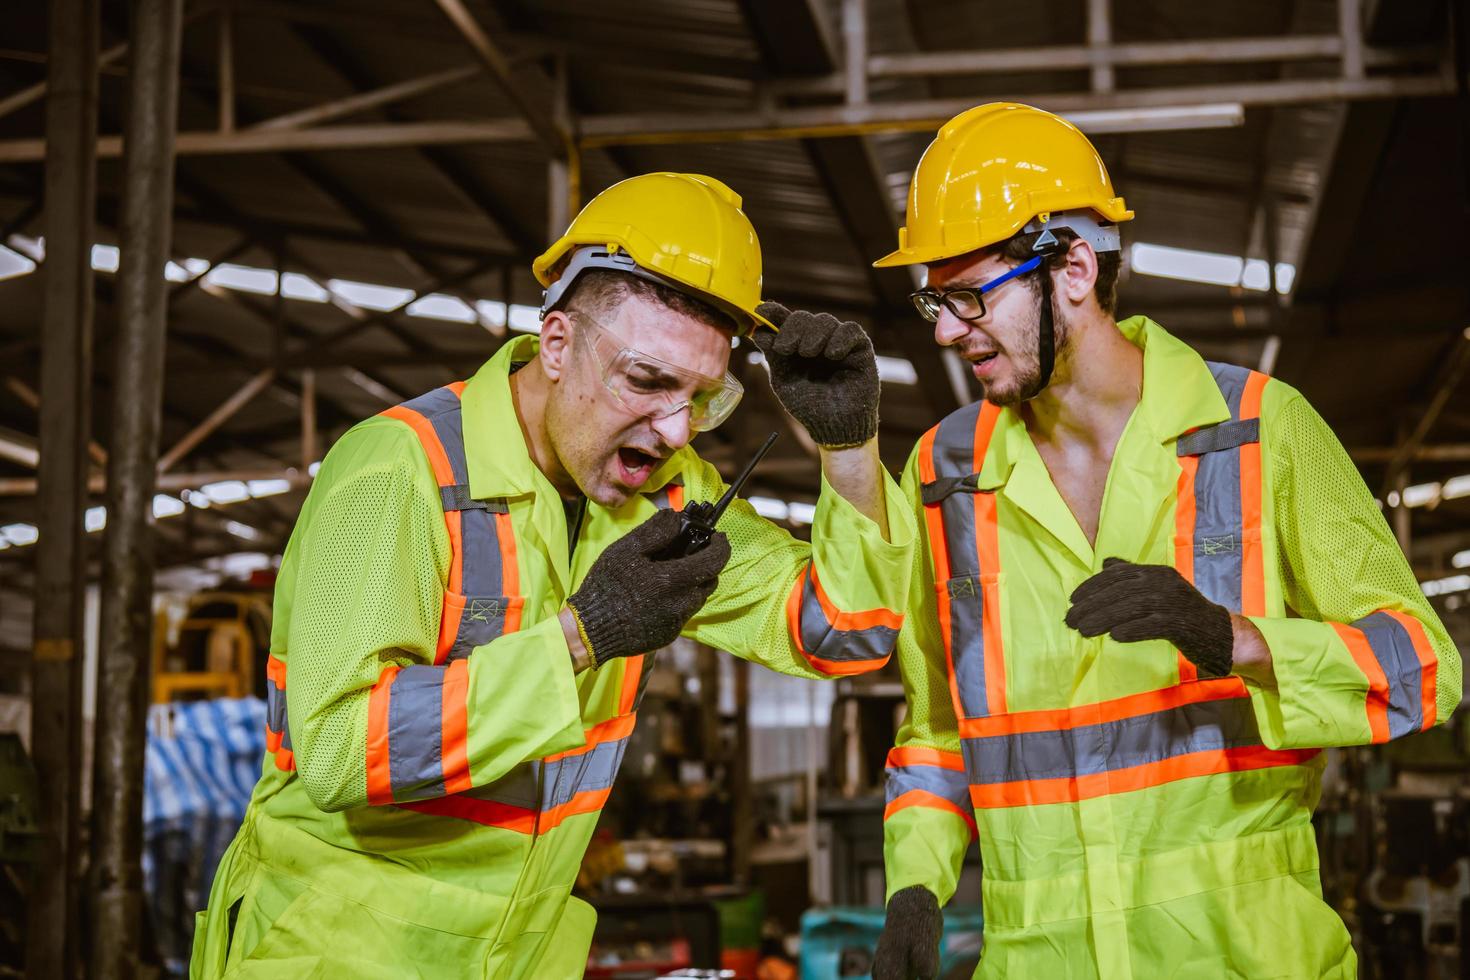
[909,256,1044,324]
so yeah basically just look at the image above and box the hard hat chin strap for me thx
[1023,225,1063,402]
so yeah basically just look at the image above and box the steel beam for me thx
[1381,329,1470,490]
[0,71,1450,162]
[249,63,483,132]
[28,1,97,974]
[91,3,184,973]
[430,0,568,158]
[157,368,276,473]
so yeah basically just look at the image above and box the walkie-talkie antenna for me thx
[710,431,779,522]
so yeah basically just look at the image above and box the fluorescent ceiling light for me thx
[1,523,39,546]
[407,293,477,323]
[1067,103,1245,135]
[476,300,507,328]
[225,520,261,541]
[747,496,789,520]
[84,506,107,532]
[207,263,277,295]
[875,355,918,385]
[788,501,816,525]
[326,278,414,311]
[1131,243,1294,294]
[152,494,186,518]
[1452,549,1470,570]
[1401,482,1441,508]
[247,478,292,498]
[1423,573,1470,597]
[508,304,542,334]
[281,272,329,302]
[90,243,120,273]
[1442,475,1470,500]
[0,244,36,282]
[200,480,250,504]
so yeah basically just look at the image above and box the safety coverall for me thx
[192,334,914,978]
[883,316,1460,978]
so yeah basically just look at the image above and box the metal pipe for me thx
[0,39,125,122]
[0,72,1453,161]
[1339,0,1365,80]
[843,0,867,105]
[157,368,277,473]
[1087,0,1114,93]
[300,369,317,469]
[248,63,482,132]
[27,0,97,974]
[217,1,234,132]
[91,0,183,974]
[0,466,313,498]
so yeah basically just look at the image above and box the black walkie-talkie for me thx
[657,431,779,559]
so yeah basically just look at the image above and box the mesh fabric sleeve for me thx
[684,453,914,678]
[279,417,584,812]
[1244,385,1461,749]
[882,444,975,905]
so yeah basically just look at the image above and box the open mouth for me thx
[970,350,1000,378]
[615,446,660,486]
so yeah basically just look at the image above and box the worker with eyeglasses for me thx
[869,103,1458,979]
[190,172,916,979]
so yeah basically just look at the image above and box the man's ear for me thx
[1057,238,1099,309]
[539,311,572,381]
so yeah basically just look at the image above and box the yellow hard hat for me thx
[874,102,1134,268]
[535,172,774,333]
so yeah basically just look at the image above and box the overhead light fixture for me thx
[1067,103,1245,135]
[1131,243,1295,294]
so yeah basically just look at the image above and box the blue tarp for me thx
[143,697,263,975]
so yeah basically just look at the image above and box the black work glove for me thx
[566,509,731,668]
[1065,557,1235,678]
[752,301,880,449]
[872,885,943,980]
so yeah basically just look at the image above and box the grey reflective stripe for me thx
[541,736,631,809]
[1176,418,1259,456]
[1354,611,1425,738]
[265,677,287,736]
[386,665,449,801]
[929,403,991,718]
[797,572,898,662]
[961,696,1263,786]
[885,760,970,811]
[439,485,508,513]
[395,385,518,661]
[1186,362,1258,611]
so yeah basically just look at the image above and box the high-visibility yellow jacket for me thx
[883,316,1460,979]
[191,335,914,979]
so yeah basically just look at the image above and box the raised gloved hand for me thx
[752,302,880,449]
[872,885,943,980]
[1065,557,1235,678]
[566,509,731,668]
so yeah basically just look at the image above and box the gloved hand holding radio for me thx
[565,509,730,668]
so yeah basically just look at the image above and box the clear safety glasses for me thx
[910,255,1043,323]
[575,314,744,432]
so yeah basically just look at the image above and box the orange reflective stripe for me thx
[668,484,685,511]
[975,491,1006,716]
[266,654,288,688]
[969,745,1319,808]
[265,728,284,754]
[539,786,615,832]
[381,405,456,486]
[366,664,400,805]
[958,676,1247,739]
[273,748,295,771]
[1331,621,1391,742]
[1381,609,1439,729]
[808,565,904,632]
[494,510,520,617]
[445,380,467,397]
[1239,371,1268,617]
[884,788,979,839]
[917,425,965,718]
[1173,453,1200,683]
[618,655,644,715]
[546,712,637,763]
[886,746,964,771]
[435,592,465,665]
[440,658,472,794]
